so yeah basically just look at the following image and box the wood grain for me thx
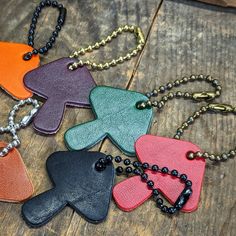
[197,0,236,7]
[0,0,235,235]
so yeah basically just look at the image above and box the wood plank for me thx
[0,0,235,235]
[197,0,236,7]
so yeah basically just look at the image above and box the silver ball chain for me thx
[0,98,40,157]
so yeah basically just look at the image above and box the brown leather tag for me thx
[0,141,34,203]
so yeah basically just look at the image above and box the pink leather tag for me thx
[113,135,206,212]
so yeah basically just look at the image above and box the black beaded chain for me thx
[95,155,193,215]
[23,0,67,61]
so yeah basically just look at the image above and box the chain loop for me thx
[23,0,67,60]
[0,98,40,157]
[68,25,145,71]
[136,74,222,110]
[173,103,236,162]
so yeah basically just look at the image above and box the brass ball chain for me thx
[68,25,145,71]
[136,74,222,110]
[174,103,236,162]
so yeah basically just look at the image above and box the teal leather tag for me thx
[64,86,153,156]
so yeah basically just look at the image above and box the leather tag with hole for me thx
[0,42,40,100]
[113,135,206,212]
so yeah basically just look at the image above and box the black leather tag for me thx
[21,151,115,227]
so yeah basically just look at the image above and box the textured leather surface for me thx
[22,151,115,227]
[64,86,153,156]
[24,57,96,134]
[113,135,206,212]
[0,141,33,202]
[0,41,40,99]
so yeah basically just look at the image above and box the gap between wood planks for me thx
[65,1,165,232]
[96,0,165,154]
[126,0,164,90]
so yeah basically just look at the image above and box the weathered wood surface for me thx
[0,0,235,235]
[197,0,236,7]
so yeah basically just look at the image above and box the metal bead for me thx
[26,98,33,104]
[229,150,236,157]
[157,101,164,109]
[209,155,216,161]
[184,92,190,98]
[221,153,228,161]
[215,155,221,161]
[7,143,13,150]
[182,77,188,83]
[198,74,204,80]
[162,96,168,102]
[212,79,219,87]
[174,135,180,140]
[13,105,19,111]
[166,83,173,89]
[152,101,158,107]
[19,100,24,106]
[1,148,8,156]
[196,151,203,158]
[167,92,174,99]
[8,116,14,122]
[137,44,143,50]
[131,50,138,56]
[136,101,146,110]
[12,140,20,147]
[206,75,213,82]
[176,128,183,135]
[176,91,182,97]
[173,80,180,86]
[111,31,117,38]
[200,106,207,113]
[146,100,152,108]
[182,122,188,129]
[187,117,194,124]
[10,111,15,117]
[187,152,195,160]
[215,91,221,97]
[216,86,222,91]
[193,112,200,118]
[152,89,158,96]
[159,86,165,93]
[202,152,209,159]
[190,75,196,80]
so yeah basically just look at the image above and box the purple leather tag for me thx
[24,57,96,134]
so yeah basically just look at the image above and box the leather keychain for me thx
[21,149,191,227]
[23,25,145,134]
[22,151,115,227]
[113,102,236,213]
[0,98,39,202]
[65,74,221,156]
[0,0,67,100]
[21,101,235,226]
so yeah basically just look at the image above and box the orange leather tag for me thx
[0,42,40,100]
[0,141,34,202]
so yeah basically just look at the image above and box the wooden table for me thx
[0,0,235,235]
